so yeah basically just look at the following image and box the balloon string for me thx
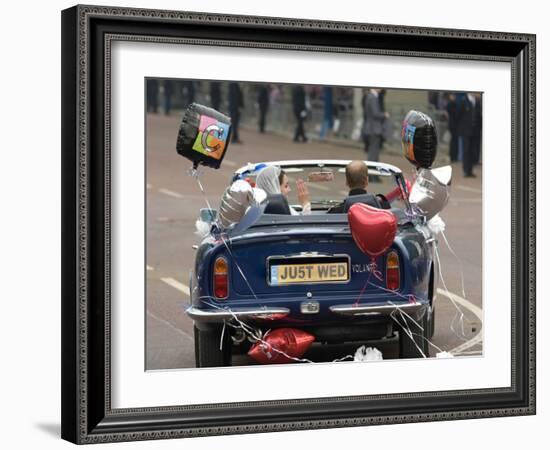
[358,281,445,357]
[361,279,423,303]
[202,298,315,364]
[219,234,259,300]
[200,296,359,363]
[389,309,444,355]
[219,320,226,351]
[353,259,383,306]
[433,243,469,342]
[440,230,467,300]
[192,168,259,301]
[353,267,373,307]
[191,167,215,213]
[389,309,426,358]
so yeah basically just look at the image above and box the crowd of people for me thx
[147,80,482,177]
[429,91,482,177]
[446,93,482,178]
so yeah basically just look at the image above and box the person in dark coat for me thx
[327,161,370,213]
[361,89,369,153]
[446,93,459,162]
[210,82,221,111]
[182,80,196,107]
[228,82,244,143]
[363,88,389,164]
[291,85,308,143]
[327,161,390,213]
[257,84,269,133]
[428,91,439,109]
[321,86,334,138]
[472,93,482,165]
[378,89,386,112]
[162,79,174,115]
[146,78,158,113]
[378,89,387,145]
[455,93,477,177]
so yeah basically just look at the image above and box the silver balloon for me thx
[217,180,266,229]
[409,165,452,220]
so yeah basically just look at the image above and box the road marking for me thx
[456,185,482,194]
[147,311,193,342]
[436,288,483,355]
[146,183,152,190]
[437,288,482,320]
[223,159,238,167]
[159,188,183,199]
[161,277,190,296]
[451,334,483,355]
[146,265,154,271]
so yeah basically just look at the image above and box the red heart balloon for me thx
[248,328,315,364]
[348,203,397,257]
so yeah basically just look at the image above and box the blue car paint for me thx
[191,222,434,325]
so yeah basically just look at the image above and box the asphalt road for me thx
[145,112,483,370]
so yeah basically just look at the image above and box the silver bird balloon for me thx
[217,179,267,229]
[409,165,452,220]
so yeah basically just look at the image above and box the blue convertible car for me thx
[187,160,439,366]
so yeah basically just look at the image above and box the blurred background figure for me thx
[455,92,476,177]
[209,81,221,111]
[428,90,439,110]
[363,88,390,165]
[181,80,196,107]
[146,78,159,113]
[361,88,369,154]
[320,86,333,139]
[378,88,386,112]
[162,79,174,115]
[378,89,392,148]
[229,82,244,143]
[472,93,482,165]
[446,93,458,162]
[257,84,270,133]
[292,84,308,143]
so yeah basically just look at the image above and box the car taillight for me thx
[213,256,228,299]
[386,250,400,291]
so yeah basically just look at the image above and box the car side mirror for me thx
[199,208,217,224]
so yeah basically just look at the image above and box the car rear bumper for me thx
[329,302,424,317]
[188,301,425,324]
[186,305,291,323]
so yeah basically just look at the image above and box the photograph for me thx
[59,3,536,443]
[145,79,483,369]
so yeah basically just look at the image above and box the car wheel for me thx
[194,324,232,367]
[398,312,430,359]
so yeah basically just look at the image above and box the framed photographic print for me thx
[61,4,536,444]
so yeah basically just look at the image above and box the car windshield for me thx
[239,162,406,212]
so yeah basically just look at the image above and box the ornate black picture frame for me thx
[61,4,536,444]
